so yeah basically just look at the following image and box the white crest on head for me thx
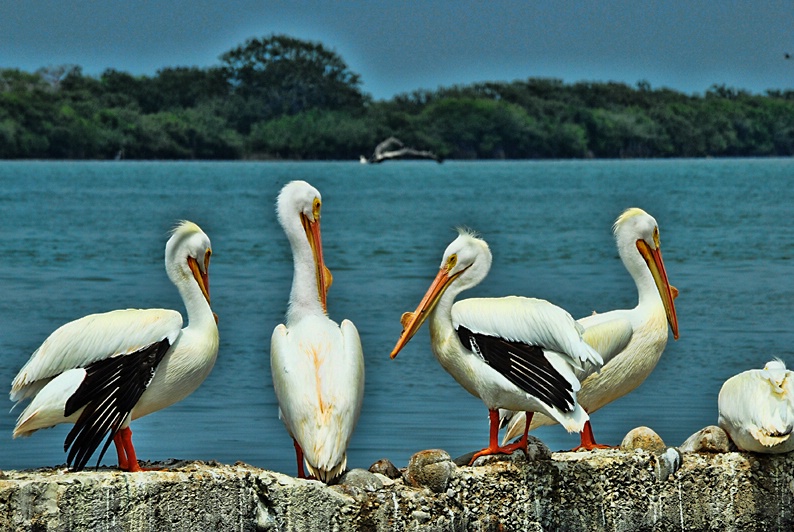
[614,207,659,246]
[277,180,321,228]
[443,228,491,274]
[762,358,789,392]
[167,221,210,260]
[165,220,211,284]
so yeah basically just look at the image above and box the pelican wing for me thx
[63,338,172,470]
[452,296,603,369]
[340,318,365,424]
[271,315,364,482]
[576,312,633,378]
[456,325,576,412]
[11,309,182,402]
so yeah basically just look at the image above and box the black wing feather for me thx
[456,325,575,413]
[63,339,171,471]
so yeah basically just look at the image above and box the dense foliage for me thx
[2,34,794,160]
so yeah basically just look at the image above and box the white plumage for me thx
[270,180,365,483]
[391,230,601,463]
[10,221,219,471]
[502,208,679,448]
[718,359,794,453]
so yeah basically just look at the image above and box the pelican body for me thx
[502,208,679,448]
[10,221,219,472]
[270,180,365,483]
[391,230,602,463]
[718,359,794,454]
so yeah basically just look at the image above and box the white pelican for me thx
[391,230,602,463]
[501,208,679,449]
[718,359,794,453]
[270,180,365,483]
[10,221,219,472]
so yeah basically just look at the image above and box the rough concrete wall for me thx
[1,450,793,531]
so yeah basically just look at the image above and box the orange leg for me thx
[113,431,129,470]
[293,439,308,479]
[572,420,613,451]
[469,410,534,465]
[113,427,143,472]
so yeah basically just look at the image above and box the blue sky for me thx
[1,0,792,99]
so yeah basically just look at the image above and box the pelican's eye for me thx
[312,198,322,220]
[446,253,458,272]
[652,227,660,248]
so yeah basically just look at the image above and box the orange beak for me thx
[390,267,455,358]
[188,249,212,306]
[301,213,332,312]
[637,239,679,340]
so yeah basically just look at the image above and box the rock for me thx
[3,452,794,530]
[372,473,395,486]
[337,469,383,491]
[526,435,553,460]
[654,447,683,480]
[453,451,478,466]
[679,425,733,453]
[404,449,456,493]
[620,426,667,454]
[471,451,528,468]
[368,458,401,479]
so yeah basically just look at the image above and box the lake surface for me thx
[1,159,792,474]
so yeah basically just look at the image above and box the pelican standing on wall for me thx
[718,359,794,453]
[10,221,219,472]
[391,230,602,463]
[271,180,365,483]
[502,208,679,449]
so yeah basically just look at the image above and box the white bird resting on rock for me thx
[718,359,794,454]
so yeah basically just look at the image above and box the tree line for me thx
[2,34,794,160]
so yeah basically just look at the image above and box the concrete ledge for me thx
[1,450,793,531]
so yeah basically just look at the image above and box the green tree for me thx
[584,107,669,157]
[417,97,544,158]
[0,68,56,157]
[146,66,228,111]
[219,34,368,132]
[249,109,376,160]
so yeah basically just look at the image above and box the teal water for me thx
[1,159,792,474]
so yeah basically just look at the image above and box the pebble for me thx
[405,449,456,493]
[369,458,401,479]
[372,473,395,486]
[654,447,683,481]
[338,469,383,492]
[679,426,733,453]
[620,426,667,454]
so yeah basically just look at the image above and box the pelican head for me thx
[165,220,212,306]
[761,358,789,393]
[391,229,491,358]
[614,208,679,339]
[277,180,333,313]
